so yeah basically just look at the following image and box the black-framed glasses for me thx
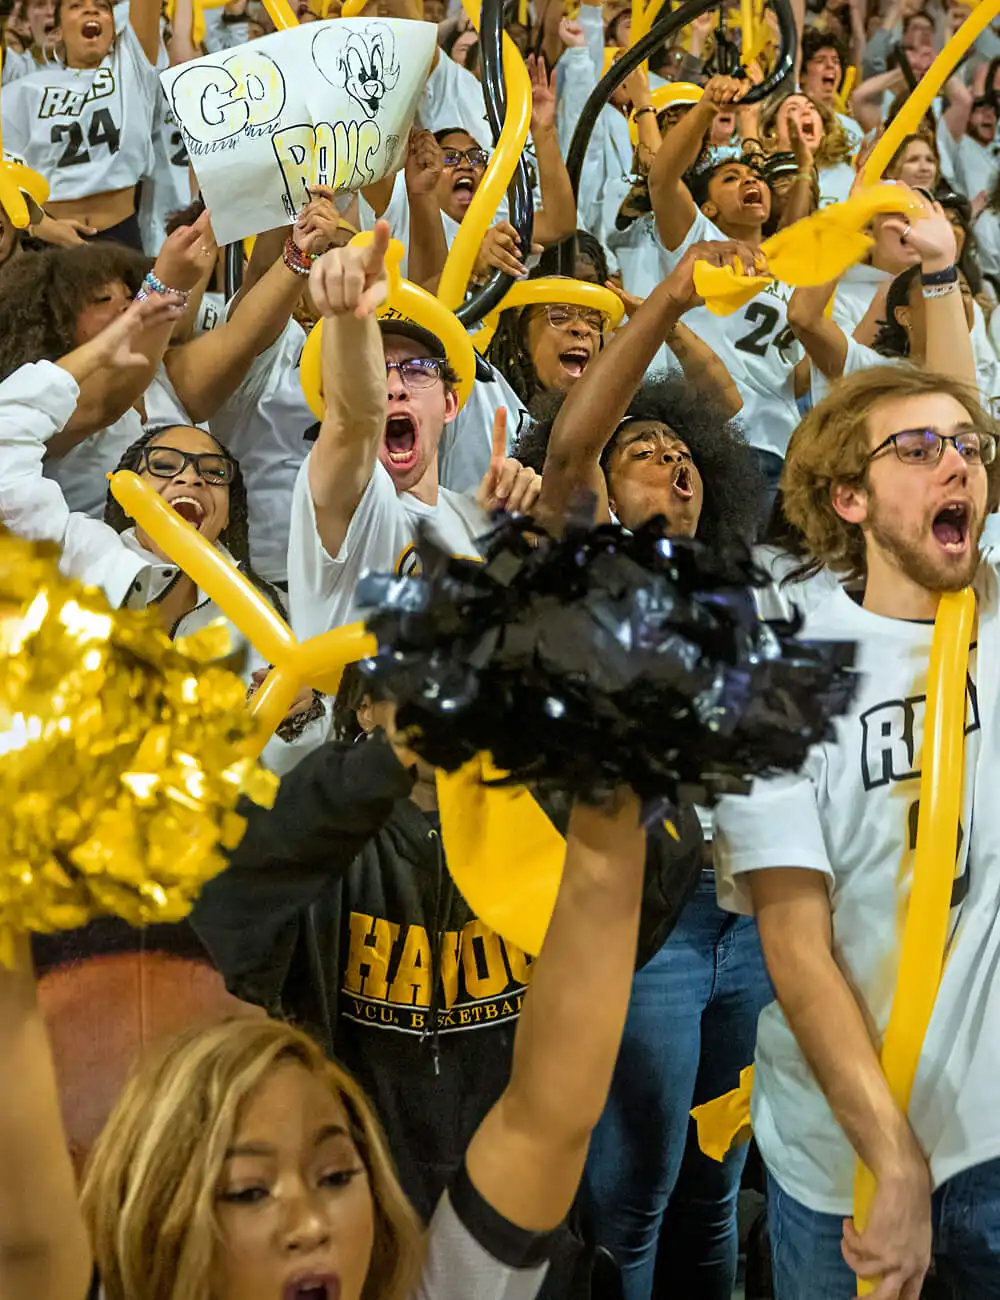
[868,427,998,467]
[441,147,489,169]
[385,357,445,389]
[139,445,236,484]
[532,303,609,333]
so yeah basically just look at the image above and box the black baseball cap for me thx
[377,314,447,362]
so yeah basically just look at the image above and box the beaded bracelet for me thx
[283,234,320,277]
[633,105,657,119]
[922,280,959,299]
[135,269,191,305]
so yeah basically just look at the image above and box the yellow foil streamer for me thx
[0,529,277,961]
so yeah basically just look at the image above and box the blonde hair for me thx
[760,90,853,168]
[81,1018,424,1300]
[781,365,1000,582]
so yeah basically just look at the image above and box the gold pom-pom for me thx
[0,529,277,963]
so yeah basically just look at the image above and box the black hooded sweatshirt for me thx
[192,730,702,1222]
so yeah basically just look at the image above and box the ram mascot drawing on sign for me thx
[312,22,401,120]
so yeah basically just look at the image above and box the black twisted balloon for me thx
[558,0,797,272]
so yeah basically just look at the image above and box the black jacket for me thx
[192,732,702,1221]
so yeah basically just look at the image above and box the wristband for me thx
[283,234,319,277]
[921,265,958,286]
[135,270,190,306]
[922,280,959,299]
[633,105,656,119]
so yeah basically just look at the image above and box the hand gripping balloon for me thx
[470,277,626,352]
[852,588,976,1295]
[689,588,976,1300]
[693,183,925,314]
[299,231,476,417]
[862,0,1000,185]
[435,0,532,311]
[106,471,377,756]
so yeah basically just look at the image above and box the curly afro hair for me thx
[103,425,288,620]
[514,373,764,547]
[0,242,151,380]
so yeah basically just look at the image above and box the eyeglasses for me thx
[385,357,446,389]
[532,303,609,333]
[441,147,489,169]
[868,427,998,466]
[139,445,235,484]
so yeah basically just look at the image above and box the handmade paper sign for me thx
[160,18,436,244]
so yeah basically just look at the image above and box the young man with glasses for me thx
[286,221,540,640]
[714,360,1000,1297]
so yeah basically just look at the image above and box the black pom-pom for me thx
[356,516,857,808]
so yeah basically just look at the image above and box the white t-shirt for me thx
[2,23,158,201]
[2,47,43,85]
[836,111,865,158]
[831,262,892,337]
[43,405,144,518]
[209,318,316,585]
[614,208,804,458]
[950,133,999,204]
[287,455,487,640]
[715,575,1000,1214]
[817,161,855,208]
[975,207,1000,282]
[138,95,191,254]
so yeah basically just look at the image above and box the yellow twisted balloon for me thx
[469,277,625,352]
[853,590,976,1295]
[300,231,477,415]
[862,0,1000,184]
[436,0,532,311]
[107,471,376,756]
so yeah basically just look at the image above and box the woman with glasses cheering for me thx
[486,295,610,414]
[0,294,328,775]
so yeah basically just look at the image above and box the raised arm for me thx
[164,191,343,422]
[749,867,932,1294]
[46,211,213,455]
[787,280,850,378]
[648,76,747,250]
[851,66,906,133]
[403,130,449,290]
[464,791,647,1230]
[907,200,977,388]
[941,74,973,144]
[305,222,391,559]
[527,55,577,247]
[0,934,93,1300]
[129,0,164,67]
[538,240,758,526]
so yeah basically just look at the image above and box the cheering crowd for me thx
[2,0,1000,1295]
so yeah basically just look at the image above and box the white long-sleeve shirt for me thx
[0,360,329,774]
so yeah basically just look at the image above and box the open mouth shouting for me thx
[451,173,478,209]
[932,501,971,555]
[167,494,207,529]
[740,179,766,210]
[558,346,591,380]
[384,412,420,474]
[672,462,694,500]
[282,1274,341,1300]
[80,16,104,36]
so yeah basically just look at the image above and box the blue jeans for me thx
[770,1158,1000,1298]
[583,872,773,1300]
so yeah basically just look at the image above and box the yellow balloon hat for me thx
[470,277,626,353]
[300,232,477,419]
[628,82,703,146]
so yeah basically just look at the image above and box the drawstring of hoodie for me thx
[422,824,454,1077]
